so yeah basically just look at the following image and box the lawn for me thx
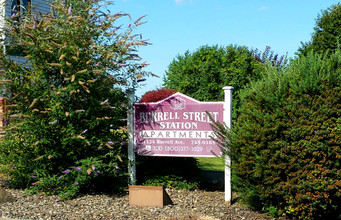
[196,157,225,171]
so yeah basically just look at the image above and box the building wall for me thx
[32,0,51,15]
[4,0,51,17]
[0,0,6,43]
[0,0,51,64]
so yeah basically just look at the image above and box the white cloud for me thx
[175,0,184,4]
[258,6,269,11]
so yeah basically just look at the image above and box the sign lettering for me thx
[135,93,223,157]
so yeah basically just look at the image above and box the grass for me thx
[196,157,225,171]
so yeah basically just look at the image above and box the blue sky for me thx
[109,0,340,97]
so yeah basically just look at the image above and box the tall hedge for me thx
[220,51,341,219]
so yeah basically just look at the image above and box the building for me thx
[0,0,50,63]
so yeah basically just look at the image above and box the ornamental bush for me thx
[0,0,148,199]
[213,51,341,219]
[139,88,177,103]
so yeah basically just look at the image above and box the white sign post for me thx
[223,86,233,204]
[127,88,136,185]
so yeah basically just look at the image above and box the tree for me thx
[297,3,341,56]
[0,0,149,199]
[213,50,341,219]
[163,45,264,118]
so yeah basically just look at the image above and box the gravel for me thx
[0,185,275,220]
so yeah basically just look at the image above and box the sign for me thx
[135,92,224,157]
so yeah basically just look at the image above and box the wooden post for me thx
[223,86,233,204]
[0,98,6,132]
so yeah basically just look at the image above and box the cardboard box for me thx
[128,185,172,208]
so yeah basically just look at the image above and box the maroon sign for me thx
[135,93,224,157]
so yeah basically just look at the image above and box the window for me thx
[11,0,32,21]
[7,0,32,56]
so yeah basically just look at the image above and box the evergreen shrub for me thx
[214,51,341,219]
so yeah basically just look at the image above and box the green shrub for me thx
[143,175,199,190]
[137,156,200,190]
[214,51,341,219]
[266,206,282,218]
[0,0,148,199]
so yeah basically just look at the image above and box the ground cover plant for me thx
[0,0,149,200]
[213,50,341,219]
